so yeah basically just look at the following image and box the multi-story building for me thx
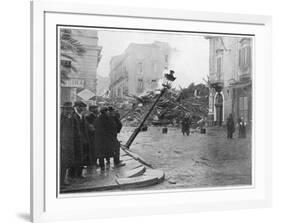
[60,29,102,104]
[206,36,252,126]
[109,41,171,98]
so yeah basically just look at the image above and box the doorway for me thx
[215,92,223,126]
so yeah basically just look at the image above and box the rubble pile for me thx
[120,83,209,127]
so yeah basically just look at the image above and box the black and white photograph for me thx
[58,26,253,194]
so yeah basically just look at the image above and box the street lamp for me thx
[124,70,177,149]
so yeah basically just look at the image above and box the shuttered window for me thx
[217,57,222,79]
[137,78,144,93]
[239,46,251,72]
[138,62,143,74]
[239,96,248,123]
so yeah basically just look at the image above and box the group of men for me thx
[226,114,247,139]
[60,101,123,187]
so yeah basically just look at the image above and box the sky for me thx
[96,29,209,89]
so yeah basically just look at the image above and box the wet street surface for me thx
[118,126,252,190]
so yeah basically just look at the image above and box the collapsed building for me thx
[119,83,209,128]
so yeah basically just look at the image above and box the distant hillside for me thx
[96,75,110,96]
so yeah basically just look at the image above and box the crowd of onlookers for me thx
[60,101,124,187]
[60,99,247,187]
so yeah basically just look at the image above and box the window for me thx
[151,79,157,88]
[138,62,143,74]
[216,57,222,80]
[239,96,248,123]
[137,78,144,92]
[239,46,252,72]
[215,93,223,105]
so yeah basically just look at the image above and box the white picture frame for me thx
[30,1,272,222]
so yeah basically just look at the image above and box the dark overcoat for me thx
[226,117,235,133]
[182,117,191,135]
[111,115,122,135]
[94,113,118,159]
[72,112,88,166]
[85,112,97,165]
[60,114,75,169]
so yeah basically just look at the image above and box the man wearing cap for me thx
[72,101,88,178]
[60,102,74,186]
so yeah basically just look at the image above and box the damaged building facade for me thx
[60,29,102,104]
[109,41,171,98]
[206,36,252,126]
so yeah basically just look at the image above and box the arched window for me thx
[215,93,223,105]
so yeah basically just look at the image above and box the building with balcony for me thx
[109,41,171,98]
[60,29,102,104]
[206,36,252,126]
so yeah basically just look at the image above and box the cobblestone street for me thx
[118,126,252,190]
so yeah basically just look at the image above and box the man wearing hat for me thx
[181,113,192,136]
[71,101,88,178]
[94,106,119,170]
[108,106,123,166]
[85,105,99,167]
[60,102,74,186]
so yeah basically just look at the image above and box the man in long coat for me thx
[226,113,235,139]
[94,107,118,170]
[71,101,88,178]
[60,102,75,186]
[85,105,99,167]
[182,114,191,136]
[108,106,123,166]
